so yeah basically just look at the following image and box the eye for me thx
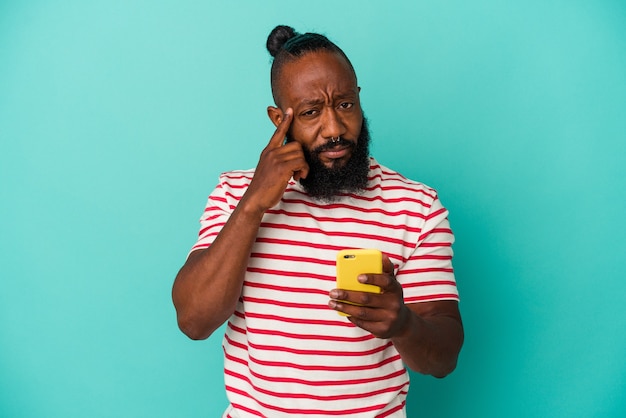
[300,109,319,117]
[339,102,354,110]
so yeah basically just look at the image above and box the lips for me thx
[312,138,356,166]
[320,145,350,160]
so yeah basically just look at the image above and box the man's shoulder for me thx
[217,168,255,184]
[369,158,438,199]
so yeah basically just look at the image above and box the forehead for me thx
[276,51,358,106]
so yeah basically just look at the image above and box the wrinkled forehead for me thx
[274,51,358,107]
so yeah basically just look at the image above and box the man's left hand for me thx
[329,255,411,339]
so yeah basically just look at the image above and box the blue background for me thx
[1,1,625,417]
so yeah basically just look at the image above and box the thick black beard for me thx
[296,116,371,202]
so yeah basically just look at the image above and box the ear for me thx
[267,106,283,128]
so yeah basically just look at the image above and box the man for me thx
[172,25,463,417]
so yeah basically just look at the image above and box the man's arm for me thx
[172,109,307,340]
[390,300,463,377]
[328,255,464,377]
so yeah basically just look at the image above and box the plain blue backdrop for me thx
[1,1,625,417]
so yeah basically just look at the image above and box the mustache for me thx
[313,137,355,154]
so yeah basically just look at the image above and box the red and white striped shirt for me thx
[191,158,458,417]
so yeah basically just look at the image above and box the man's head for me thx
[267,25,357,105]
[266,25,371,201]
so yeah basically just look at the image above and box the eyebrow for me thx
[298,93,357,107]
[299,98,325,106]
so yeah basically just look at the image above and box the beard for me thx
[289,115,371,202]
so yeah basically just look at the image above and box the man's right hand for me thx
[173,110,306,339]
[244,108,309,212]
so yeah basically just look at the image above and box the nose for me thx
[320,107,347,139]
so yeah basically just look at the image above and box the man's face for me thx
[274,51,370,201]
[275,51,363,168]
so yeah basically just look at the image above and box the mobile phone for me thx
[335,249,382,315]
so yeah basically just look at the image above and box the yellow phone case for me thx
[335,249,382,315]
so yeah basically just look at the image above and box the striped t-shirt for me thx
[191,158,459,418]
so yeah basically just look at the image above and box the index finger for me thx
[267,107,293,149]
[382,254,395,274]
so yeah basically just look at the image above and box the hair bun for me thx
[266,25,298,57]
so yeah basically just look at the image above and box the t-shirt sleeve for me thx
[396,194,459,304]
[189,177,233,255]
